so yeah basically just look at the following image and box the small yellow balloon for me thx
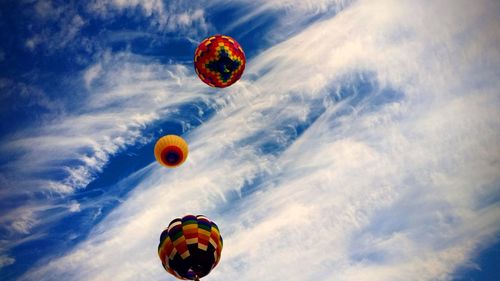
[154,135,189,168]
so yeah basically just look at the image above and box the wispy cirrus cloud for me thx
[16,1,500,281]
[24,0,87,52]
[213,0,353,42]
[21,0,210,58]
[0,50,212,267]
[87,0,210,36]
[1,51,204,195]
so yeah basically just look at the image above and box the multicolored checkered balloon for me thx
[194,35,245,88]
[158,215,223,280]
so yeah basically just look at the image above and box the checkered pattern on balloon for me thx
[194,35,246,88]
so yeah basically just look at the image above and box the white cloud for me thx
[0,78,60,112]
[87,0,210,35]
[0,202,66,236]
[0,255,15,268]
[58,15,86,47]
[110,0,164,15]
[83,63,103,89]
[34,0,63,19]
[8,212,39,235]
[217,0,352,40]
[25,36,42,51]
[68,201,81,213]
[12,0,500,280]
[24,5,86,52]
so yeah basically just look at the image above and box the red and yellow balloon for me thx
[154,135,189,168]
[194,35,245,88]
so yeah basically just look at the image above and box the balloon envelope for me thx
[158,215,223,280]
[194,35,245,88]
[154,135,189,168]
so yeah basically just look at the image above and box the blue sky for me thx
[1,0,499,280]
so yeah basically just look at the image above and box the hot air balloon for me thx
[154,135,189,168]
[158,215,223,281]
[194,34,245,88]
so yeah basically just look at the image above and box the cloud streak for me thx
[87,0,210,36]
[0,50,213,267]
[1,52,198,195]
